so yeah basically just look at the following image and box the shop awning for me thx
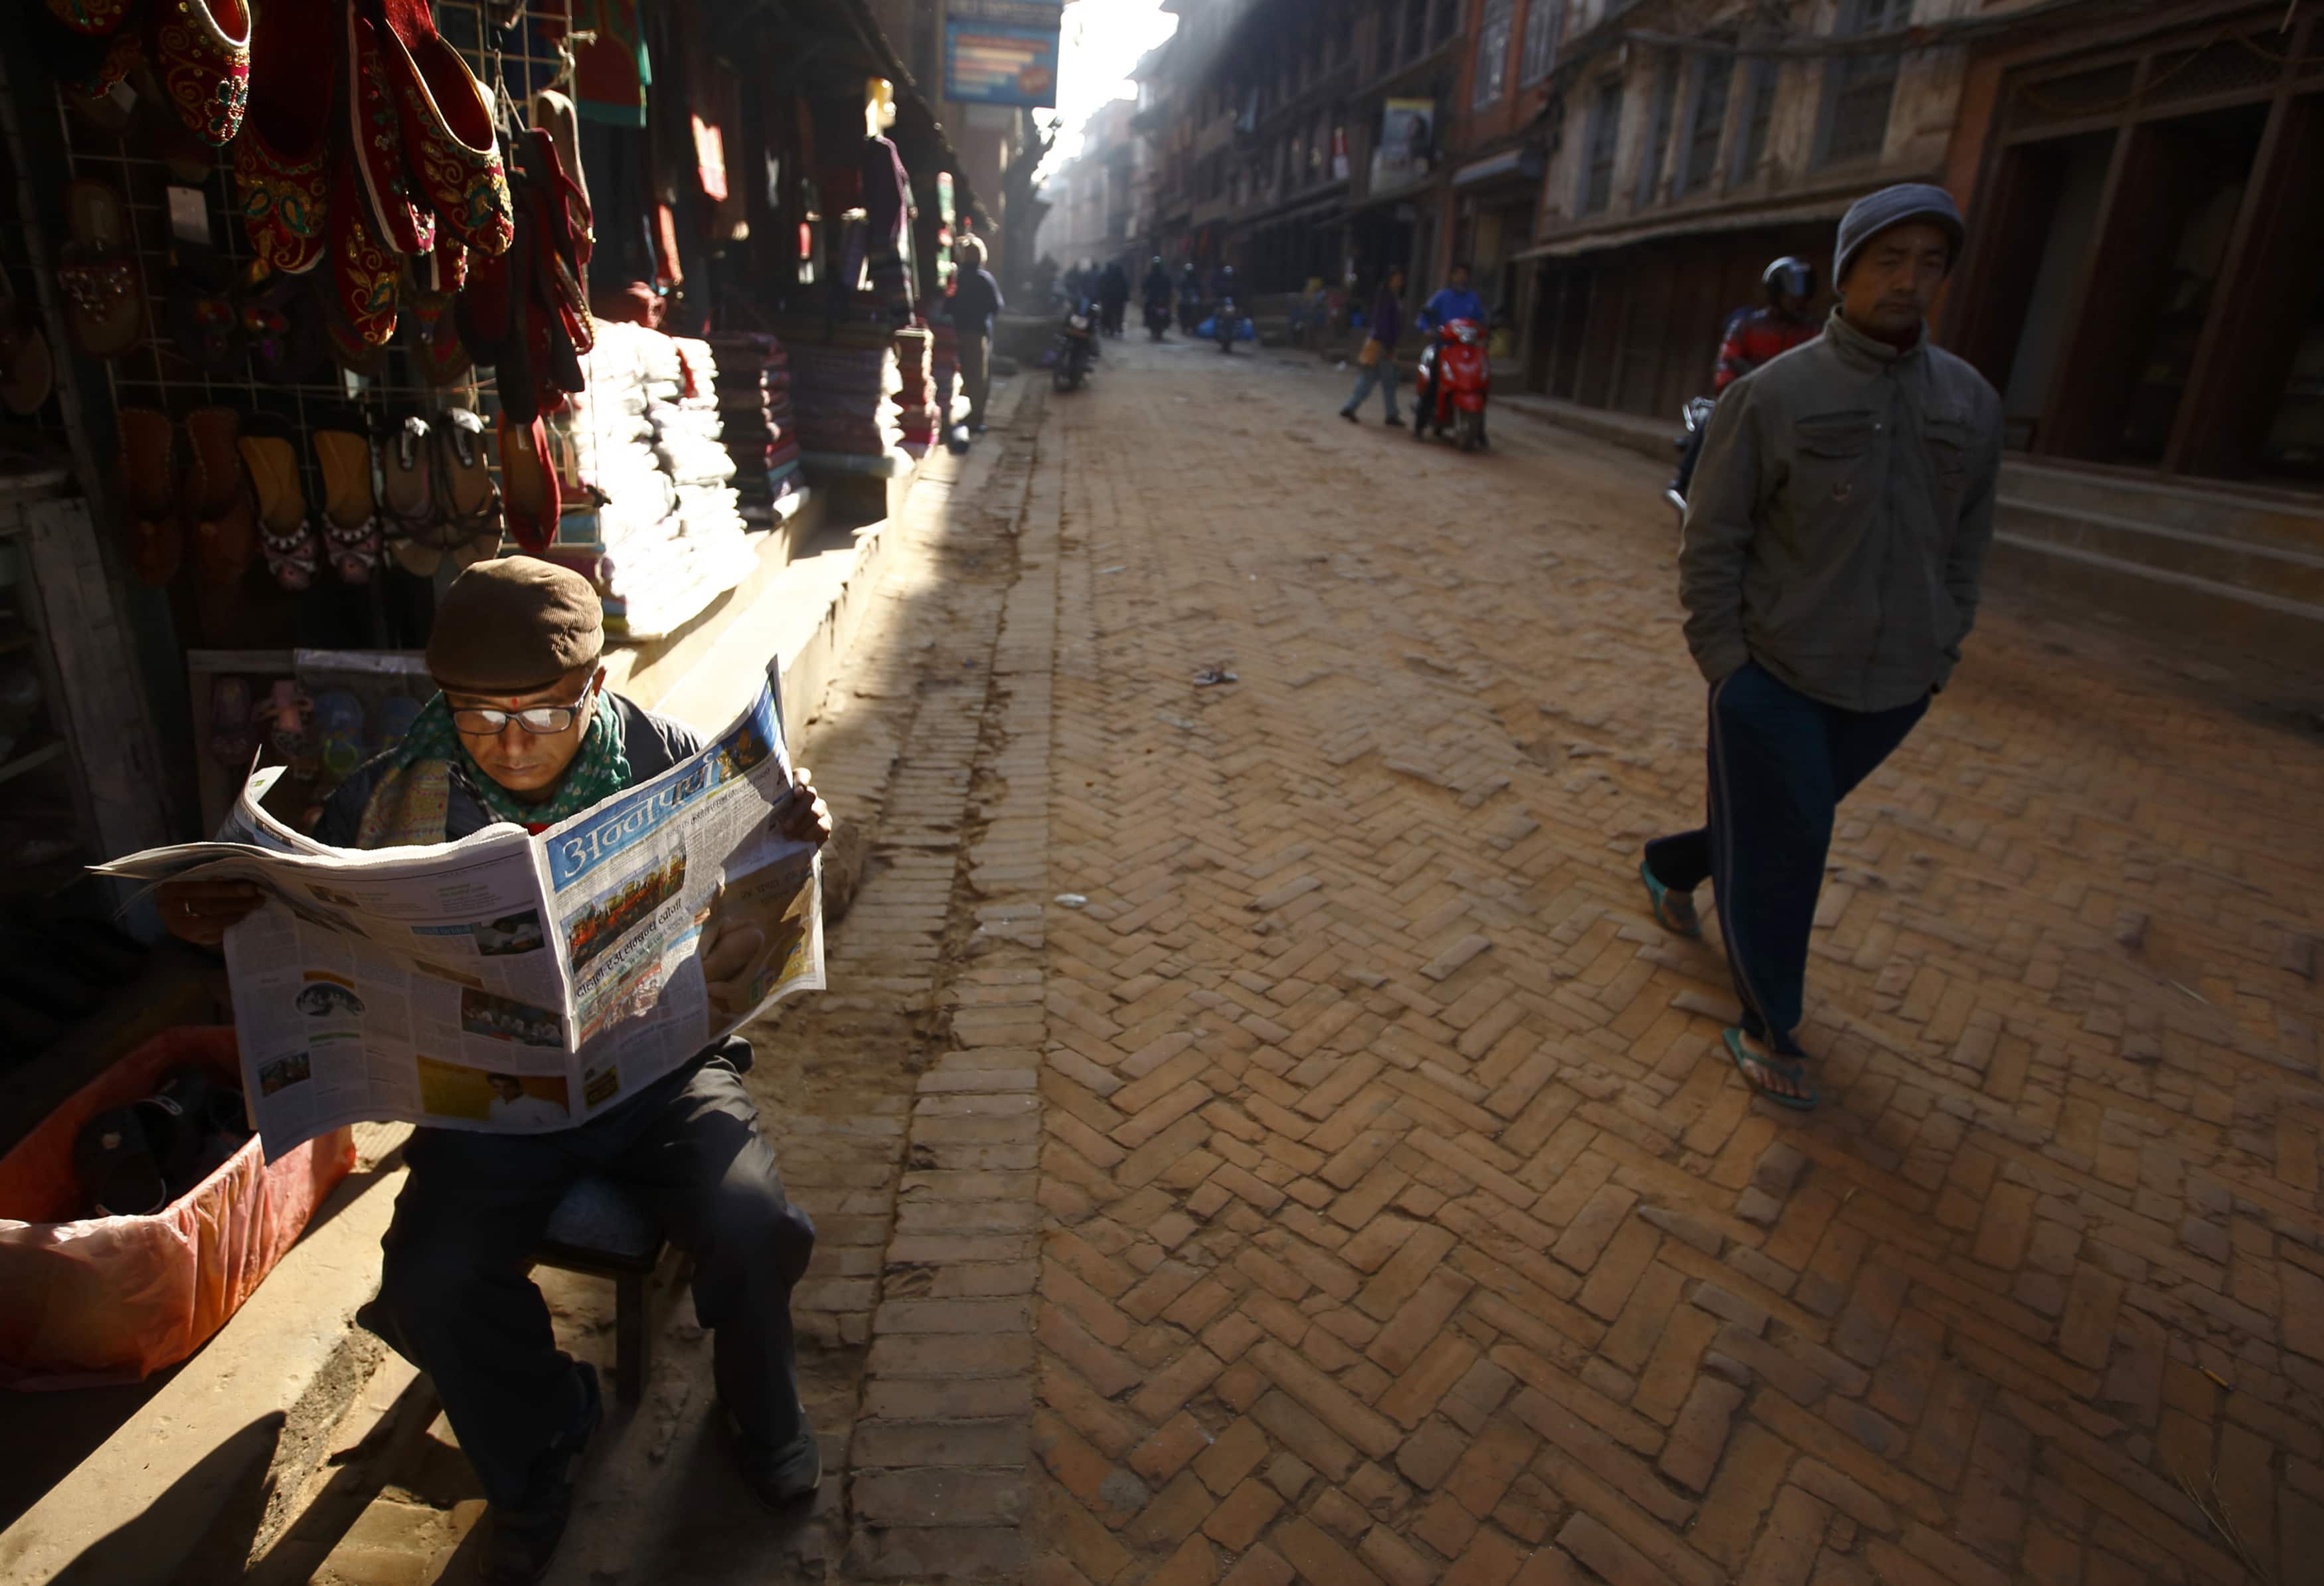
[1453,146,1542,189]
[1513,193,1856,262]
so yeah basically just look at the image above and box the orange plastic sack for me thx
[0,1027,356,1387]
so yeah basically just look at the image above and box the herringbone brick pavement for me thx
[1021,341,2324,1586]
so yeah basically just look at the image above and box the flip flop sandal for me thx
[238,420,319,590]
[312,688,366,780]
[116,405,181,584]
[184,405,256,584]
[207,673,256,768]
[325,161,400,357]
[1724,1027,1817,1112]
[377,412,442,574]
[0,272,56,418]
[1639,857,1702,940]
[496,410,558,553]
[375,0,513,258]
[56,179,143,360]
[146,0,250,147]
[432,406,502,553]
[165,248,245,377]
[231,0,331,274]
[239,270,327,385]
[341,3,433,256]
[314,425,382,584]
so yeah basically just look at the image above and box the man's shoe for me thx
[1339,408,1356,422]
[1382,413,1401,424]
[728,1405,821,1508]
[481,1362,602,1585]
[1664,487,1688,515]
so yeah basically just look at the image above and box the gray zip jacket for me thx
[1679,308,2003,712]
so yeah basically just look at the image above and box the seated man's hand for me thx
[780,768,832,849]
[156,878,267,948]
[697,883,809,1019]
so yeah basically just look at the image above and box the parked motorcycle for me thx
[1665,396,1717,518]
[1413,319,1491,452]
[1052,300,1097,392]
[1215,296,1238,355]
[1144,296,1171,341]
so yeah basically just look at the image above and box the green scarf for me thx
[356,690,631,846]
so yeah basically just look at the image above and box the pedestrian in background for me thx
[948,236,1004,434]
[1339,266,1405,424]
[1638,183,2002,1110]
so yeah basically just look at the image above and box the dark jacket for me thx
[1367,285,1403,351]
[1143,266,1172,304]
[316,693,701,847]
[1679,309,2004,712]
[947,268,1004,337]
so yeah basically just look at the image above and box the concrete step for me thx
[1991,532,2324,668]
[1997,497,2324,608]
[1998,460,2324,556]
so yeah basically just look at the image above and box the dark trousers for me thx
[1644,661,1928,1056]
[957,330,991,428]
[1672,424,1706,496]
[370,1056,815,1506]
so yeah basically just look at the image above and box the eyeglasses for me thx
[449,691,594,736]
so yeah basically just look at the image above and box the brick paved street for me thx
[1016,337,2324,1586]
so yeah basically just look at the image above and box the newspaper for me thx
[94,661,823,1156]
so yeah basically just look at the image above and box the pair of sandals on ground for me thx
[1638,861,1819,1109]
[116,405,501,588]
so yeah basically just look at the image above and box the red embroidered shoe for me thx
[374,0,513,257]
[148,0,249,147]
[44,0,135,37]
[328,162,400,349]
[342,2,432,256]
[232,0,330,274]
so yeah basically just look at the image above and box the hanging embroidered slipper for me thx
[239,269,328,385]
[314,425,382,584]
[400,285,472,387]
[341,2,432,256]
[147,0,249,147]
[326,161,401,355]
[378,413,440,576]
[1724,1028,1817,1112]
[232,0,331,274]
[374,0,513,257]
[238,419,318,590]
[57,179,143,360]
[116,405,181,584]
[496,410,558,553]
[165,247,244,377]
[1639,857,1702,940]
[184,406,256,584]
[44,0,136,36]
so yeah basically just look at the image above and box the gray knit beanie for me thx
[1834,183,1966,284]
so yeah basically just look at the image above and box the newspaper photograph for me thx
[92,658,823,1157]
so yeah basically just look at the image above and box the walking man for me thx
[1339,266,1405,424]
[948,236,1004,433]
[1639,183,2001,1108]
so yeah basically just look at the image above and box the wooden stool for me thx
[532,1174,665,1403]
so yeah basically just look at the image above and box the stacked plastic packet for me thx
[893,326,936,456]
[564,322,758,641]
[706,331,803,524]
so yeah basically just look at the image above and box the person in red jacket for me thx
[1668,257,1821,503]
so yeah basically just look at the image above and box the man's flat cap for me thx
[426,557,604,694]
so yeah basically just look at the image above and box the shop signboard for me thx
[1372,97,1435,192]
[946,0,1063,108]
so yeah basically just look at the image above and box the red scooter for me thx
[1414,317,1490,452]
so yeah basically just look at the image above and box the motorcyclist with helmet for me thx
[1142,255,1173,336]
[1668,256,1821,505]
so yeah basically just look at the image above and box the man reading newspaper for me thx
[156,559,831,1585]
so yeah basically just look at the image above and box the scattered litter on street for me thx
[1193,667,1238,687]
[1053,893,1088,909]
